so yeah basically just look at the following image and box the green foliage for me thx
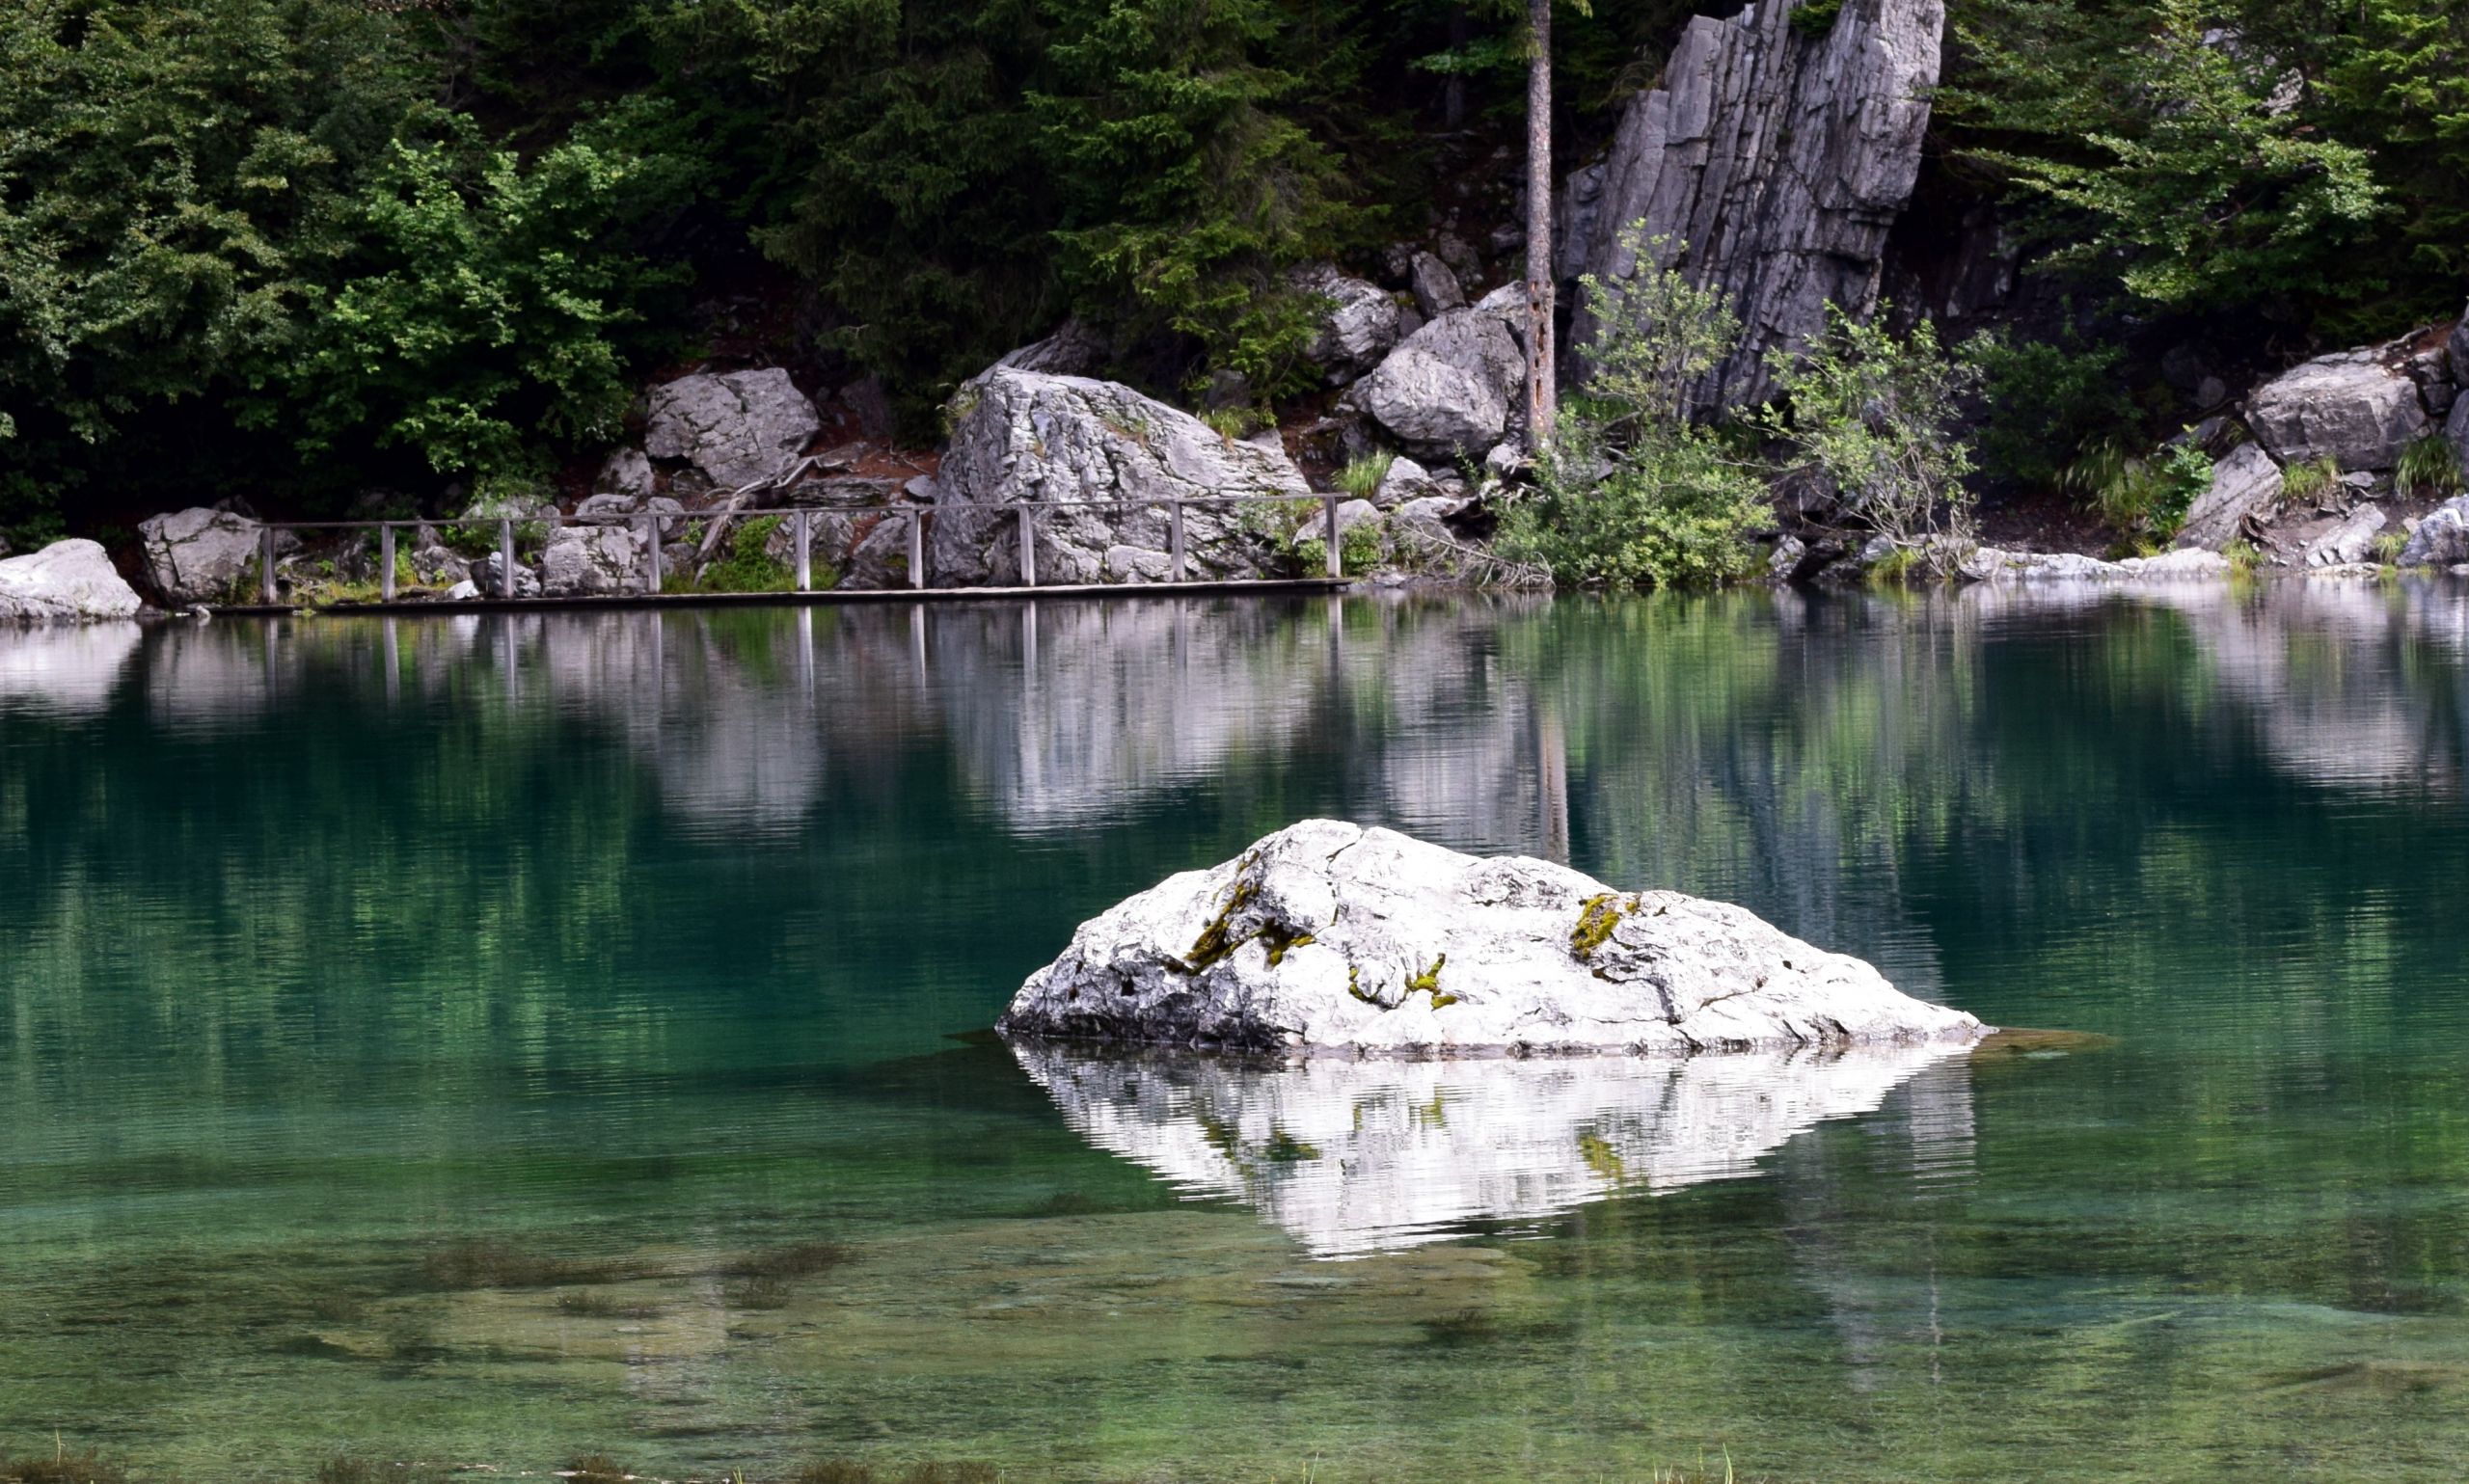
[241,120,685,479]
[1502,419,1770,589]
[2223,536,2265,576]
[1950,0,2383,311]
[1789,0,1846,40]
[2063,436,2210,542]
[1759,305,1982,553]
[1337,452,1396,499]
[1502,227,1767,589]
[2371,528,2410,565]
[2397,434,2464,498]
[2282,455,2340,503]
[1962,326,2135,490]
[1290,517,1383,578]
[695,515,793,593]
[1031,0,1359,395]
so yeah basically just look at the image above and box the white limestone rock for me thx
[0,539,144,621]
[2398,496,2469,567]
[934,366,1308,585]
[137,508,293,605]
[643,368,821,492]
[1352,302,1526,453]
[997,821,1988,1056]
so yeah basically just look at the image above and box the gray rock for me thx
[2398,496,2469,566]
[1332,499,1382,536]
[596,447,656,502]
[2119,548,2233,580]
[934,367,1309,584]
[995,316,1108,378]
[0,539,143,621]
[540,524,646,596]
[410,544,468,588]
[138,507,293,605]
[643,368,821,492]
[1409,251,1466,318]
[1354,303,1526,453]
[1958,548,2130,582]
[2450,302,2469,383]
[575,492,639,519]
[1561,0,1940,413]
[2449,390,2469,473]
[1292,263,1401,381]
[996,820,1989,1056]
[2244,352,2428,471]
[2303,503,2388,567]
[1372,455,1436,508]
[1394,496,1467,542]
[2176,442,2285,550]
[467,552,541,599]
[444,580,479,601]
[1768,533,1807,579]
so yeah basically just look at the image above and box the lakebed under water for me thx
[3,581,2467,1481]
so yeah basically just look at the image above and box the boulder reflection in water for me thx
[1012,1039,1975,1258]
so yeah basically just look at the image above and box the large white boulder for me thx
[0,539,144,621]
[998,821,1988,1056]
[137,507,290,605]
[934,366,1308,585]
[643,368,821,492]
[1352,297,1526,453]
[2399,495,2469,567]
[2244,352,2428,471]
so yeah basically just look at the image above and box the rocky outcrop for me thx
[1292,264,1401,382]
[1953,547,2231,583]
[138,507,293,605]
[2244,352,2428,471]
[2176,442,2284,550]
[2399,496,2469,567]
[0,539,144,620]
[643,368,821,492]
[997,820,1988,1056]
[540,524,646,596]
[2302,504,2387,567]
[933,367,1308,585]
[1351,291,1527,453]
[994,317,1108,378]
[1560,0,1940,412]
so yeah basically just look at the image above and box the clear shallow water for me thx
[3,583,2467,1481]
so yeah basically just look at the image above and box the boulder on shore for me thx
[138,507,294,606]
[997,821,1988,1057]
[0,539,144,621]
[643,368,821,493]
[1352,297,1526,454]
[2244,352,2428,471]
[934,366,1308,585]
[2399,495,2469,567]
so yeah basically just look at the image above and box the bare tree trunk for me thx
[1525,0,1557,452]
[1444,7,1470,129]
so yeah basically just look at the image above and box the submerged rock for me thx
[0,539,143,621]
[997,821,1988,1056]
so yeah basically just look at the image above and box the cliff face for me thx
[1560,0,1942,413]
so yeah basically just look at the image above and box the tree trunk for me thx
[1525,0,1557,452]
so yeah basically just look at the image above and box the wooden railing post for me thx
[794,509,812,592]
[909,512,927,591]
[498,517,516,599]
[1322,494,1342,579]
[1170,500,1186,582]
[1017,505,1036,587]
[644,514,663,594]
[380,523,396,602]
[258,526,278,603]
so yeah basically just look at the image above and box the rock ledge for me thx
[998,821,1988,1057]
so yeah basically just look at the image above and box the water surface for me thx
[3,583,2467,1480]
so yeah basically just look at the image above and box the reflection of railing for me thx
[242,493,1354,604]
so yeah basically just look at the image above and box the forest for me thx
[3,0,2465,550]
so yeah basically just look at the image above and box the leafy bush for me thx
[2062,435,2211,542]
[1497,223,1770,590]
[1759,305,1982,557]
[1962,327,2136,490]
[241,118,684,481]
[697,515,791,593]
[1337,452,1395,499]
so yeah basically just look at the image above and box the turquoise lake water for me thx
[3,583,2467,1481]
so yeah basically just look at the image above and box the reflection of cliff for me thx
[1012,1039,1975,1259]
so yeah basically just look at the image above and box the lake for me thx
[3,581,2466,1482]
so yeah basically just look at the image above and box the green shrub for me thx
[1760,304,1982,556]
[1500,423,1770,589]
[1962,327,2137,491]
[698,515,791,593]
[2397,433,2463,498]
[2066,436,2211,542]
